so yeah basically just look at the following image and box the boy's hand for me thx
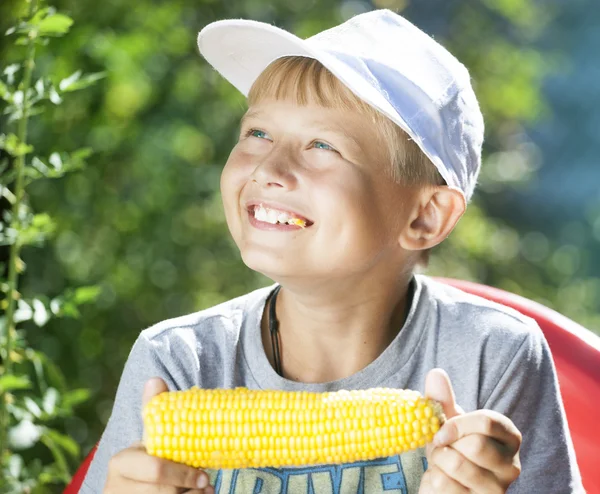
[419,369,522,494]
[104,378,214,494]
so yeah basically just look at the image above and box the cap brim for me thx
[197,20,318,96]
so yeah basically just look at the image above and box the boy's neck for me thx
[260,276,415,383]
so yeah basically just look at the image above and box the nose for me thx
[250,147,298,190]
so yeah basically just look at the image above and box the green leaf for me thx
[31,350,68,393]
[61,388,91,409]
[48,152,62,169]
[18,213,56,247]
[3,64,20,85]
[58,70,81,91]
[73,285,102,304]
[0,184,17,204]
[32,298,50,326]
[0,134,34,157]
[41,428,79,458]
[23,397,43,418]
[28,7,52,27]
[14,299,33,323]
[40,428,73,482]
[42,387,59,416]
[31,156,50,175]
[0,80,10,101]
[61,71,106,92]
[0,374,32,393]
[8,454,24,479]
[37,13,73,36]
[49,86,62,105]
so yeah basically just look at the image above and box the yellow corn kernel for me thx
[143,387,444,469]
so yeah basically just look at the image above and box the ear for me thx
[399,186,466,251]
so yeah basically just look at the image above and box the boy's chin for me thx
[240,251,293,280]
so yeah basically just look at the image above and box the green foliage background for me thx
[1,0,598,483]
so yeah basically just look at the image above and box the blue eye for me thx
[249,129,268,139]
[314,141,335,151]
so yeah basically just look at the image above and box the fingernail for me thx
[434,427,450,446]
[197,474,208,488]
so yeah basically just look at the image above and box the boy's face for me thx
[221,99,421,282]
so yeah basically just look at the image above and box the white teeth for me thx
[266,209,278,224]
[253,205,303,226]
[255,206,268,222]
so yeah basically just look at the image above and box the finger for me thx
[143,377,169,409]
[421,465,469,494]
[452,435,522,486]
[178,485,215,494]
[430,445,503,494]
[433,410,522,454]
[142,378,169,444]
[111,447,210,489]
[424,368,464,419]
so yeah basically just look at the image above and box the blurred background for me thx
[1,0,599,466]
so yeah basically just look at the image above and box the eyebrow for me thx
[313,124,363,151]
[240,108,263,127]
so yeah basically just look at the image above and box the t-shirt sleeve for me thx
[482,323,585,493]
[80,333,178,493]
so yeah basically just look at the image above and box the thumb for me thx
[142,377,169,446]
[142,377,169,410]
[424,368,463,460]
[424,368,463,419]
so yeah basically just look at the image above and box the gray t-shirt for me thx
[81,275,584,493]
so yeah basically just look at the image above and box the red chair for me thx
[64,279,600,493]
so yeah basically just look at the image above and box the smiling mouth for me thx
[248,204,313,228]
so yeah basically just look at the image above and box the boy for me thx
[82,9,583,493]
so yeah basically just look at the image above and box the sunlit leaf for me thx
[48,152,62,169]
[73,285,102,304]
[37,13,73,36]
[61,71,106,92]
[0,80,10,101]
[3,64,20,85]
[32,298,50,326]
[0,374,32,393]
[14,299,33,323]
[42,388,59,416]
[58,70,81,91]
[31,156,49,174]
[8,454,24,479]
[8,419,42,450]
[24,397,43,418]
[0,133,34,157]
[49,86,62,104]
[0,184,17,204]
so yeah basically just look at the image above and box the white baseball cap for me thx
[197,9,484,201]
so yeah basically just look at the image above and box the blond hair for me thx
[247,56,445,187]
[247,56,444,267]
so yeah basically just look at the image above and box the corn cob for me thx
[143,387,444,469]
